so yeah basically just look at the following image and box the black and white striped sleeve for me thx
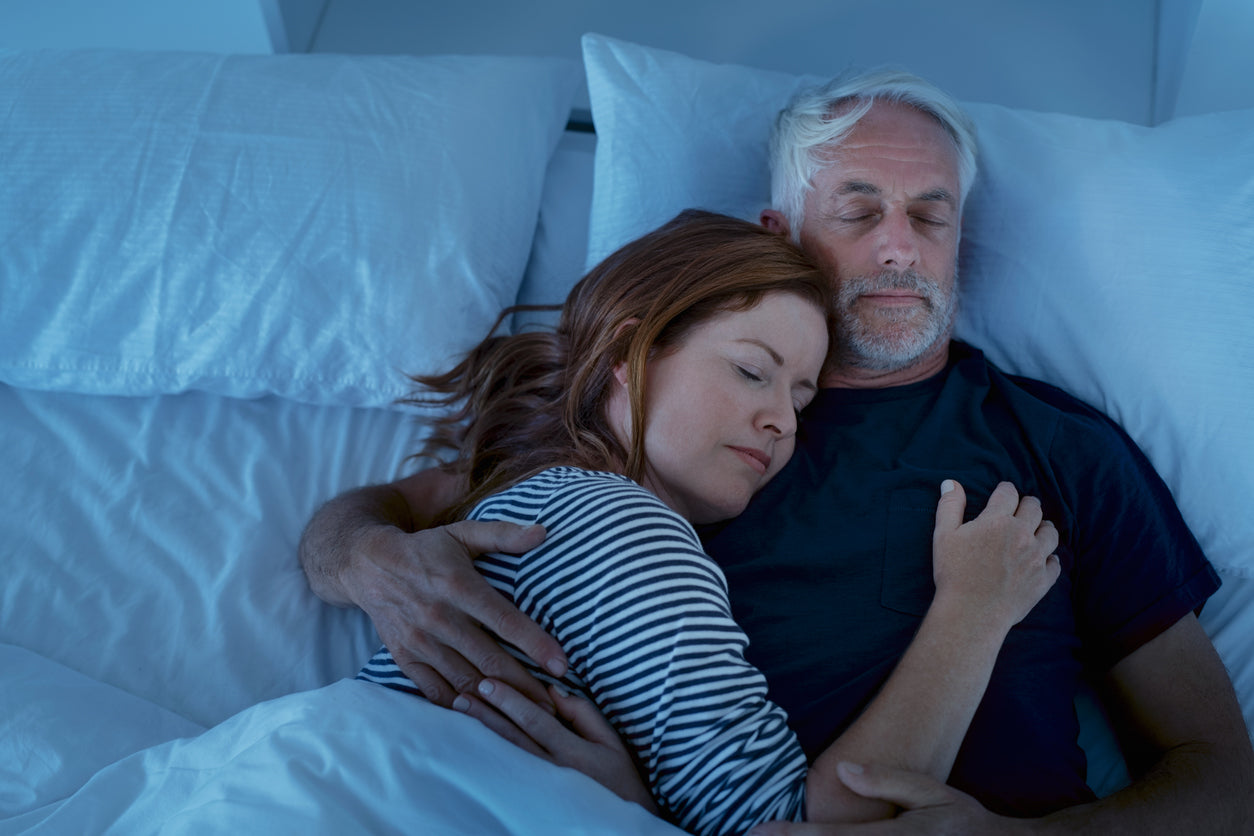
[487,470,809,835]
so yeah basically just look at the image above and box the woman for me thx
[357,210,1059,834]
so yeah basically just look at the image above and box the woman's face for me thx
[620,291,828,525]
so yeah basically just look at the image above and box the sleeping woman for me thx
[353,210,1060,834]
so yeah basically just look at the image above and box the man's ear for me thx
[760,209,790,238]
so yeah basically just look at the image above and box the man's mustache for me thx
[840,269,941,302]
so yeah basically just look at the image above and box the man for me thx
[299,70,1253,832]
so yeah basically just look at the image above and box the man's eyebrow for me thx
[916,187,958,207]
[837,180,880,196]
[836,181,957,207]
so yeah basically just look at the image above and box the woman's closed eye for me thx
[735,365,765,383]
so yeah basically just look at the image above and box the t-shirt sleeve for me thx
[1047,402,1221,670]
[517,475,808,836]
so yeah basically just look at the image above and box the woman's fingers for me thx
[551,685,625,750]
[452,689,549,759]
[465,678,580,758]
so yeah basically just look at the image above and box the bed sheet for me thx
[0,383,409,727]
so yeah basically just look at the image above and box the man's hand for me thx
[454,678,657,812]
[750,764,1025,836]
[344,518,567,708]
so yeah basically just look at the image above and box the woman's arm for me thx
[298,467,566,707]
[482,479,1058,830]
[803,480,1060,823]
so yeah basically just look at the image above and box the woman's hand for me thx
[454,678,658,813]
[931,480,1060,631]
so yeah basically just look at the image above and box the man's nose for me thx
[876,211,919,268]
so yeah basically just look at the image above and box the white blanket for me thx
[3,677,679,836]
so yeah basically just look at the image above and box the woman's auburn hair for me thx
[406,209,834,524]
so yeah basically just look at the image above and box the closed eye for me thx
[736,365,764,383]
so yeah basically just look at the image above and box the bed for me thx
[1,34,1252,834]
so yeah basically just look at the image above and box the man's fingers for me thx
[444,520,569,680]
[391,634,490,703]
[835,762,957,809]
[390,655,458,708]
[474,598,568,680]
[406,610,557,710]
[933,479,967,533]
[445,518,547,557]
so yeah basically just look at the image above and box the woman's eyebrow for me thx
[735,338,783,365]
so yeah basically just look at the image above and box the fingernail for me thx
[545,658,566,677]
[941,479,955,495]
[550,682,570,698]
[452,695,470,712]
[840,761,864,774]
[477,679,494,697]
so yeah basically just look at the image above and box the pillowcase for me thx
[581,32,1254,580]
[0,48,578,407]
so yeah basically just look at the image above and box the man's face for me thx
[796,101,962,372]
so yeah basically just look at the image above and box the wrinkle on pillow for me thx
[0,48,578,407]
[581,33,1254,577]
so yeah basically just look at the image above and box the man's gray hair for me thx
[769,69,978,239]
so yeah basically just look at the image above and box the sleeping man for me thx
[298,68,1254,833]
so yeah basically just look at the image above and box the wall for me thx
[309,0,1159,124]
[0,0,279,53]
[1159,0,1254,119]
[3,0,1251,124]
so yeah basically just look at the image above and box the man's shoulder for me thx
[953,341,1113,425]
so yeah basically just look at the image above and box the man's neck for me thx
[820,339,951,390]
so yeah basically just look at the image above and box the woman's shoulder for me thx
[474,466,698,541]
[471,467,665,516]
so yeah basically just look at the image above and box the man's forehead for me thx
[813,104,960,195]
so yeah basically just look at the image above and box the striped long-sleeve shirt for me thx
[358,467,808,835]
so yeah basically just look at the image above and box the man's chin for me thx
[842,328,946,371]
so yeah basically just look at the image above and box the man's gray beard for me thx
[834,268,958,372]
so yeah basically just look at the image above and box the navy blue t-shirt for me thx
[700,341,1220,817]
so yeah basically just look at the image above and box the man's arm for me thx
[298,467,567,707]
[750,614,1254,835]
[1041,612,1253,834]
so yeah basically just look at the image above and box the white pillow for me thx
[0,48,578,408]
[582,31,1254,580]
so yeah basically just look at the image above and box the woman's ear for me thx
[612,361,630,388]
[610,318,641,388]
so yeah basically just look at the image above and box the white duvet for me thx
[0,385,685,834]
[2,675,676,836]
